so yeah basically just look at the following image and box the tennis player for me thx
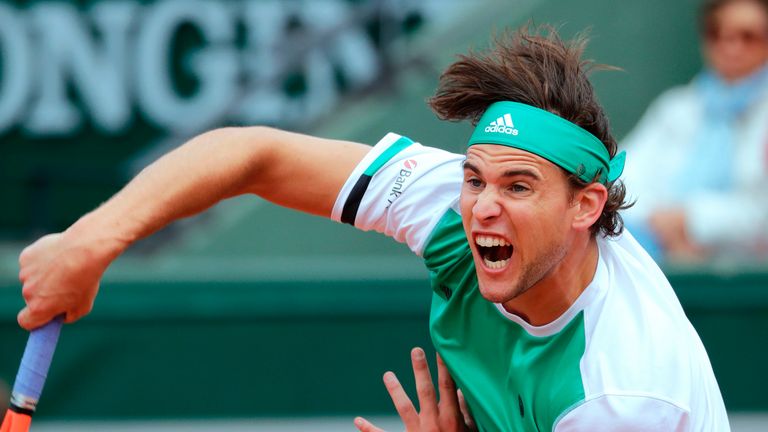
[16,27,728,430]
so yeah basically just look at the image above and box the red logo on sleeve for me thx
[386,159,419,209]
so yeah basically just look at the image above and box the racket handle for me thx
[10,316,64,414]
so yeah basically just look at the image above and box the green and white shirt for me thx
[332,133,729,431]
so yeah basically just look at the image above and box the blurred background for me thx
[0,0,766,430]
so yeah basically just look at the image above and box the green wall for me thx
[1,270,767,419]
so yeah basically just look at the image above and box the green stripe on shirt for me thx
[363,136,414,176]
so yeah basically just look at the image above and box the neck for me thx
[502,234,599,326]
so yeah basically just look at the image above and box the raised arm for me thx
[17,126,370,330]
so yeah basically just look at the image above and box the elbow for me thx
[196,125,282,197]
[204,125,277,145]
[201,125,279,155]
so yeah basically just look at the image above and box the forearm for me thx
[65,127,268,255]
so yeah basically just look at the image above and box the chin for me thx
[477,279,519,304]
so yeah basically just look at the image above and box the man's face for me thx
[704,0,768,82]
[460,144,578,304]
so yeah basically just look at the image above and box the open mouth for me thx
[475,235,513,269]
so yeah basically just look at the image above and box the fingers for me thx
[382,371,419,431]
[436,353,466,431]
[17,305,55,331]
[457,389,477,431]
[436,354,459,408]
[18,279,86,330]
[17,306,34,330]
[354,417,385,432]
[19,281,56,330]
[411,347,440,428]
[377,348,470,432]
[17,235,61,330]
[17,293,88,330]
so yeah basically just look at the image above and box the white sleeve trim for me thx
[331,132,402,222]
[331,132,464,256]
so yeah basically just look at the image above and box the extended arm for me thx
[17,126,370,329]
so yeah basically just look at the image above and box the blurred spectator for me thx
[621,0,768,262]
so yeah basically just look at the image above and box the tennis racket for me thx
[1,316,64,432]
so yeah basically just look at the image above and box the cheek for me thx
[459,192,476,217]
[513,201,572,234]
[460,206,475,238]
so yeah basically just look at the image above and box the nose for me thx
[473,187,502,222]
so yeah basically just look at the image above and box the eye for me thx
[467,178,483,188]
[510,184,529,193]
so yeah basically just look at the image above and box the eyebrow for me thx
[463,161,542,181]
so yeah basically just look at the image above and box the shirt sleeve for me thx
[331,132,464,256]
[554,394,691,432]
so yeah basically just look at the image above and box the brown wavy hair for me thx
[428,25,631,237]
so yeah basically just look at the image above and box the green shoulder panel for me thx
[422,207,474,301]
[423,209,587,431]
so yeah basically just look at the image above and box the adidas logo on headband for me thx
[484,113,519,136]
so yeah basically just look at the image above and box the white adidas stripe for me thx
[493,115,514,128]
[485,113,518,133]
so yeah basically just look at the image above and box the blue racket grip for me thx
[11,316,64,406]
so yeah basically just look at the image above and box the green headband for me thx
[467,101,625,184]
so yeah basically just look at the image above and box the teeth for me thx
[476,235,509,247]
[483,258,509,269]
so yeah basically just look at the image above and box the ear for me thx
[571,183,608,232]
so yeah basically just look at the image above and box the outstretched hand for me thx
[354,347,476,432]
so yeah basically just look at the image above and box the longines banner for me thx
[0,0,428,236]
